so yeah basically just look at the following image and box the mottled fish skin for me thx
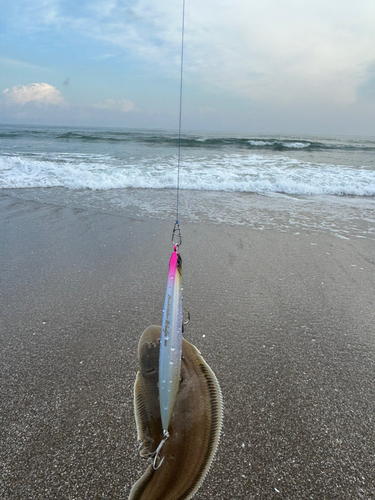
[130,325,223,500]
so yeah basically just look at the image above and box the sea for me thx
[1,124,374,240]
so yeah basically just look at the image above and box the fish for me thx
[129,325,223,500]
[159,246,183,436]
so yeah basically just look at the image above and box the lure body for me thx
[159,247,182,435]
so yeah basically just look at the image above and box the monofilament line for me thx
[176,0,186,225]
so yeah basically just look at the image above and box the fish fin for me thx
[128,463,155,500]
[177,339,223,499]
[134,373,154,458]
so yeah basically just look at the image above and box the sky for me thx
[0,0,375,135]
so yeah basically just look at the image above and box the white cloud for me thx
[92,99,135,113]
[3,83,64,105]
[19,0,375,106]
[5,0,375,115]
[181,0,375,107]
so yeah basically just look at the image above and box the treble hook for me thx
[152,432,170,470]
[182,311,190,333]
[183,311,190,326]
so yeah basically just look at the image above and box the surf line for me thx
[153,0,186,471]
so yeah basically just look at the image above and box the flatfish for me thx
[129,325,223,500]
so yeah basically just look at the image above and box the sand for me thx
[1,190,375,499]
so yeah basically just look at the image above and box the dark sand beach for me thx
[1,190,375,499]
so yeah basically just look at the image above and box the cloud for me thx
[3,83,64,105]
[356,62,375,102]
[4,0,375,133]
[13,0,375,109]
[92,99,135,113]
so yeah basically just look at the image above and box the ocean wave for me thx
[248,140,310,149]
[284,142,310,149]
[2,126,375,152]
[248,140,274,146]
[1,154,375,197]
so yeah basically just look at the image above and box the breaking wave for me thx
[1,153,374,196]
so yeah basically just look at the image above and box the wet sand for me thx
[1,190,375,499]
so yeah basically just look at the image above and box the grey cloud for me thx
[356,62,375,101]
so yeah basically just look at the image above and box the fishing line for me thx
[153,0,186,469]
[172,0,185,248]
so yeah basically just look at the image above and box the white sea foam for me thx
[248,140,274,146]
[248,140,310,149]
[1,152,374,197]
[283,142,310,149]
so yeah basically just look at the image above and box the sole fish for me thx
[130,325,223,500]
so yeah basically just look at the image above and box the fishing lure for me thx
[153,244,182,468]
[159,247,182,430]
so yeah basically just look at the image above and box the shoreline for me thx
[2,186,375,242]
[1,192,375,499]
